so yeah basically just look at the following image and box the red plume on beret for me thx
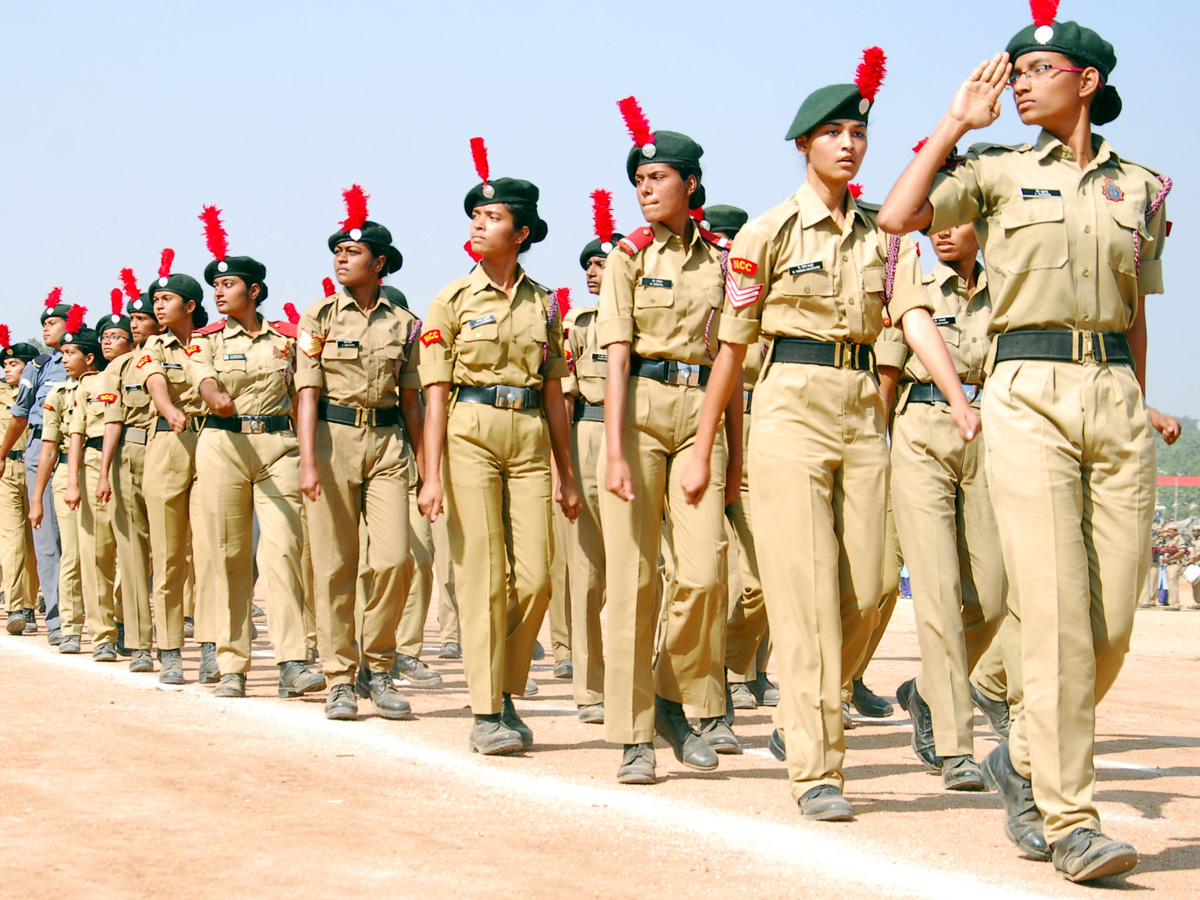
[66,304,87,334]
[199,205,229,261]
[617,96,654,148]
[283,303,300,325]
[591,189,616,244]
[158,249,175,279]
[1030,0,1059,27]
[0,324,10,349]
[556,287,571,320]
[470,137,490,187]
[111,289,124,316]
[848,183,864,199]
[120,268,139,303]
[463,240,482,263]
[340,185,369,232]
[45,286,63,309]
[322,277,336,298]
[855,47,887,103]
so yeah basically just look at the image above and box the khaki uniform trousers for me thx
[145,430,215,650]
[892,402,1005,756]
[299,508,317,651]
[548,509,572,662]
[431,517,460,645]
[1,456,38,612]
[306,419,410,685]
[77,448,119,647]
[197,430,308,674]
[444,402,552,715]
[750,362,887,799]
[724,410,769,681]
[984,360,1156,844]
[598,377,729,744]
[841,496,901,708]
[970,618,1011,704]
[112,439,153,650]
[1165,563,1182,608]
[566,417,605,706]
[52,466,84,636]
[395,446,435,658]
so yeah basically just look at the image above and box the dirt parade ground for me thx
[2,591,1198,900]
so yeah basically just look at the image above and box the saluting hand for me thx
[949,52,1011,131]
[1149,407,1181,445]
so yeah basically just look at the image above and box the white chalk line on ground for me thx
[2,636,1065,900]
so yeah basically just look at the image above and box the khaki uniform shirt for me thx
[40,380,76,447]
[0,383,28,453]
[721,181,929,346]
[294,289,419,407]
[136,331,209,417]
[419,264,568,388]
[927,129,1168,337]
[192,317,296,417]
[563,305,606,405]
[103,350,156,430]
[876,261,992,412]
[596,221,725,364]
[68,370,110,440]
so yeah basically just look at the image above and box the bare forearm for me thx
[400,389,425,476]
[0,415,28,460]
[422,383,449,483]
[67,434,82,492]
[543,378,575,487]
[297,388,318,467]
[603,343,631,461]
[703,343,747,461]
[1128,296,1148,395]
[146,374,178,417]
[878,116,967,234]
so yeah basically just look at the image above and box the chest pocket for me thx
[778,267,834,311]
[458,318,502,367]
[633,282,674,309]
[997,198,1068,273]
[862,266,886,298]
[163,363,187,384]
[936,321,962,347]
[215,355,248,374]
[321,343,360,362]
[1107,201,1148,277]
[124,384,150,408]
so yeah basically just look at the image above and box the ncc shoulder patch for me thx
[729,258,758,277]
[42,402,55,411]
[136,355,152,369]
[618,227,654,256]
[98,392,117,403]
[184,344,201,356]
[420,329,443,347]
[297,329,325,358]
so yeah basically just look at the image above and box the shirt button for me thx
[804,287,811,294]
[972,337,977,343]
[1081,188,1087,195]
[842,254,848,262]
[1084,314,1091,321]
[848,299,855,305]
[1083,269,1090,277]
[1084,225,1092,233]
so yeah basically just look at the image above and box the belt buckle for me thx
[1080,331,1096,363]
[241,417,265,435]
[355,407,375,427]
[834,342,850,368]
[963,384,979,403]
[675,362,699,386]
[494,385,522,409]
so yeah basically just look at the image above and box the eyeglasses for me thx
[1006,64,1087,87]
[99,333,126,342]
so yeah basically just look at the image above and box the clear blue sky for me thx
[2,1,1194,413]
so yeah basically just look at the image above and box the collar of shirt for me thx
[334,288,397,316]
[933,260,988,298]
[222,316,285,340]
[791,179,868,232]
[466,261,533,297]
[1032,128,1121,174]
[646,220,707,259]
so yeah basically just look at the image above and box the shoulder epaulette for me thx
[855,200,882,214]
[270,320,297,339]
[697,227,732,250]
[565,305,596,329]
[195,319,225,335]
[32,353,50,368]
[921,271,937,286]
[617,226,655,256]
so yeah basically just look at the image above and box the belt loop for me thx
[833,342,844,368]
[1096,332,1108,363]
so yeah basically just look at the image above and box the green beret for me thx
[2,342,40,362]
[380,284,409,310]
[41,303,71,324]
[578,234,626,270]
[785,84,874,141]
[463,177,549,245]
[98,312,132,337]
[151,274,209,328]
[204,255,269,302]
[60,326,105,368]
[625,130,706,210]
[327,221,403,275]
[700,205,747,238]
[1005,20,1121,125]
[127,291,152,316]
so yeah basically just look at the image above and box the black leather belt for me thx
[57,451,68,465]
[906,382,982,405]
[155,417,203,433]
[123,426,149,446]
[743,390,753,414]
[773,337,875,372]
[84,437,104,451]
[29,426,42,440]
[574,401,604,423]
[630,354,710,387]
[7,449,24,462]
[993,329,1132,366]
[317,402,400,428]
[456,385,541,410]
[203,415,293,435]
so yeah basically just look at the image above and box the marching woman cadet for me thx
[96,275,161,672]
[192,206,326,700]
[418,139,580,755]
[1,330,41,635]
[681,49,978,820]
[878,212,1005,791]
[878,2,1177,880]
[29,305,98,656]
[64,300,129,662]
[561,189,624,724]
[139,251,221,685]
[597,101,742,784]
[295,186,423,722]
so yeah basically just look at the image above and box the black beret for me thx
[204,255,270,302]
[464,177,549,244]
[327,221,403,275]
[625,130,706,210]
[1005,20,1121,125]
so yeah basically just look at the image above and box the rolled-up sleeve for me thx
[596,250,636,347]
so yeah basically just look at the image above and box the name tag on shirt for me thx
[468,315,496,328]
[163,362,182,370]
[123,384,144,393]
[932,316,956,326]
[336,340,360,348]
[1020,188,1062,199]
[788,261,824,275]
[592,353,608,362]
[640,277,672,288]
[223,354,247,361]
